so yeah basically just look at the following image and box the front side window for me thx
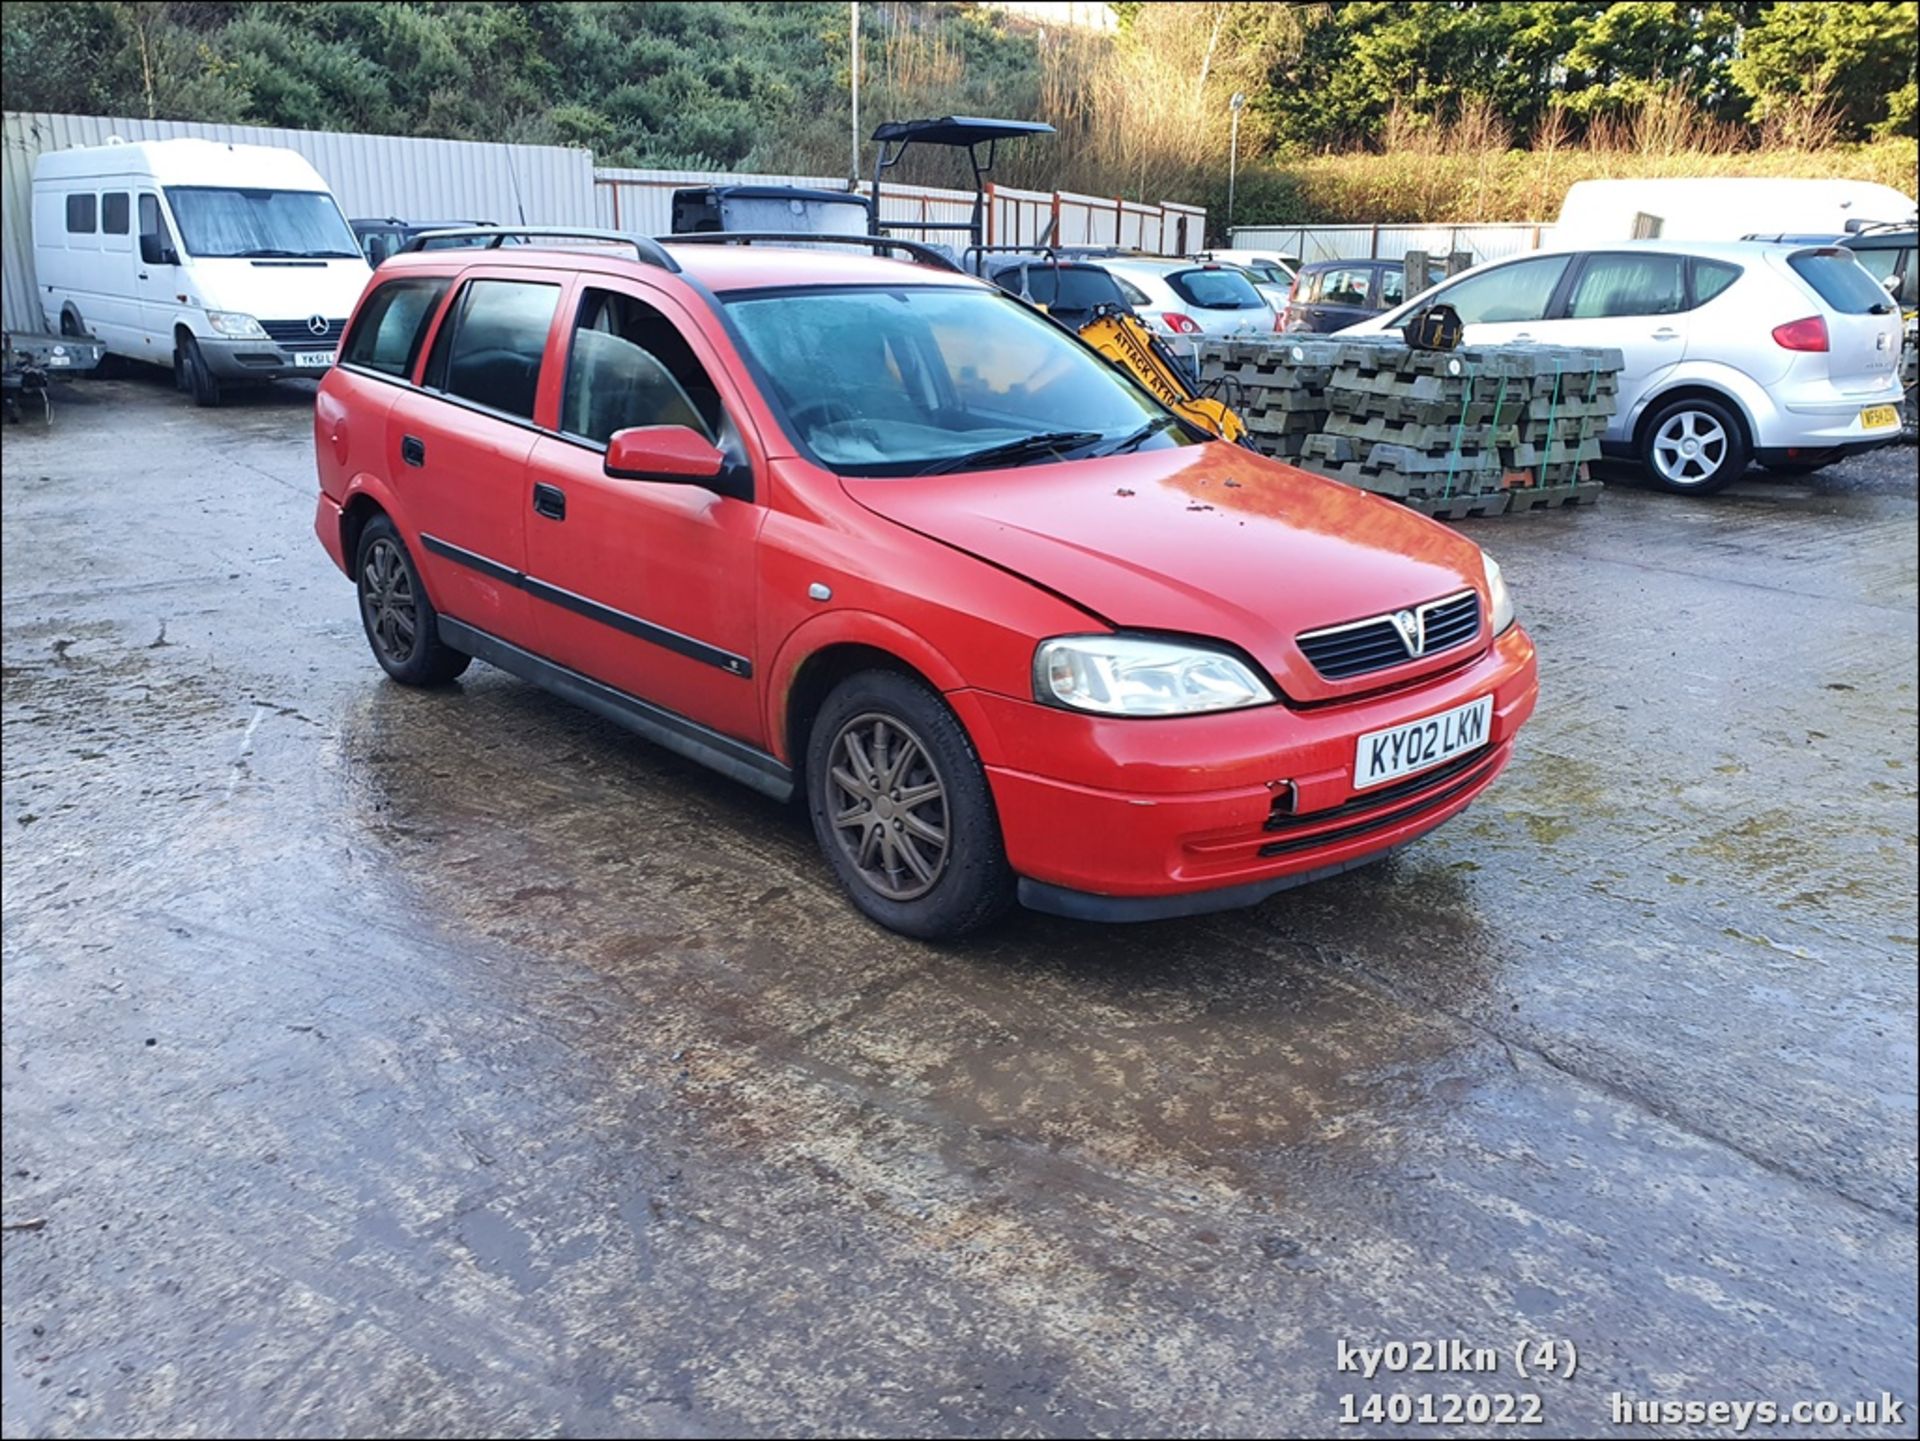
[101,193,130,235]
[1166,267,1264,310]
[163,187,360,259]
[561,288,723,445]
[1568,253,1688,318]
[342,278,451,378]
[725,285,1184,476]
[1319,268,1371,307]
[65,193,96,234]
[1434,255,1571,324]
[430,279,559,421]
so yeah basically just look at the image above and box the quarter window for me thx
[1433,255,1570,325]
[428,279,560,421]
[1691,259,1742,305]
[561,288,723,445]
[342,278,452,379]
[101,193,130,235]
[65,193,96,234]
[1568,253,1688,318]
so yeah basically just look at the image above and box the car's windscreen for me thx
[999,265,1125,315]
[1788,249,1894,314]
[1166,267,1265,310]
[165,187,360,259]
[724,285,1187,477]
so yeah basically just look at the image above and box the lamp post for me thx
[1228,91,1246,236]
[850,1,861,187]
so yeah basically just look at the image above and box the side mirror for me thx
[605,425,746,497]
[141,234,178,266]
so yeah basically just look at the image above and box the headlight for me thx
[1035,635,1276,716]
[1483,551,1516,635]
[206,310,267,339]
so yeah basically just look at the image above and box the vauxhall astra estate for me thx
[313,230,1538,938]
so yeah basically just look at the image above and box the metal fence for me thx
[1228,222,1548,266]
[4,110,596,332]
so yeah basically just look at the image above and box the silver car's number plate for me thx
[1354,696,1492,790]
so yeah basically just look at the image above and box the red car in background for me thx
[313,230,1537,938]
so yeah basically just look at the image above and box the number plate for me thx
[292,349,337,369]
[1354,696,1492,790]
[47,353,71,367]
[1860,404,1898,430]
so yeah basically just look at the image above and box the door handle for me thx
[532,483,567,521]
[401,435,426,467]
[1652,328,1681,340]
[138,271,150,280]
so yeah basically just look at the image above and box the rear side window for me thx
[1789,250,1893,314]
[65,193,96,233]
[343,278,452,378]
[1114,276,1151,307]
[1568,253,1687,318]
[101,193,130,235]
[428,279,560,420]
[1692,259,1742,305]
[561,288,722,445]
[1317,268,1372,307]
[1167,267,1264,310]
[1435,255,1570,324]
[1381,269,1407,307]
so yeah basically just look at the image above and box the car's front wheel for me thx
[806,670,1014,939]
[1640,396,1748,494]
[355,516,471,686]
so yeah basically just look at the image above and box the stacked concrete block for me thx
[1194,333,1624,518]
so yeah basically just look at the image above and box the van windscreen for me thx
[164,187,360,260]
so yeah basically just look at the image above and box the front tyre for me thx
[806,670,1014,939]
[1640,396,1748,494]
[354,516,471,686]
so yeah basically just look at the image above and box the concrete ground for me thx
[3,373,1915,1438]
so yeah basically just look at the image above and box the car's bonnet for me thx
[842,442,1490,703]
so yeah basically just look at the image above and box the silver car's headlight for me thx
[1035,635,1275,716]
[206,310,267,339]
[1483,551,1516,634]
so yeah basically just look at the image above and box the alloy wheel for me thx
[825,711,950,902]
[1651,409,1728,486]
[360,538,418,665]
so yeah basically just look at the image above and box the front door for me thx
[1540,250,1693,441]
[134,193,184,366]
[522,282,765,745]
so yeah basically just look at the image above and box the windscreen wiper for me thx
[1101,414,1180,455]
[235,248,300,258]
[917,430,1104,476]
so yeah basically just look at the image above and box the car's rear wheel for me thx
[1640,396,1748,494]
[806,670,1014,939]
[175,334,222,408]
[355,517,471,686]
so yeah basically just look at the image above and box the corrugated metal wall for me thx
[1228,222,1548,266]
[4,110,595,331]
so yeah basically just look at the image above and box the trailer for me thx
[3,330,106,422]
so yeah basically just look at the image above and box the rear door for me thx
[389,266,568,649]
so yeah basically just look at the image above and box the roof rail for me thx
[658,231,965,274]
[402,227,681,273]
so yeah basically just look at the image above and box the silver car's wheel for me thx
[1640,396,1748,495]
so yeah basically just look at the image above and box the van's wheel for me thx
[175,334,222,408]
[60,310,85,337]
[354,516,471,686]
[1640,396,1748,494]
[806,670,1014,940]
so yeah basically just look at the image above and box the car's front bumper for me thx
[198,335,337,383]
[955,625,1538,919]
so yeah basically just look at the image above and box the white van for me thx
[32,137,370,405]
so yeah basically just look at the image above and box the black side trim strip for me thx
[436,617,791,802]
[419,533,751,678]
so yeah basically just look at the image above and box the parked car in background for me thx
[31,137,369,406]
[1283,258,1446,333]
[313,232,1535,938]
[1343,240,1905,492]
[982,255,1134,331]
[1199,249,1296,308]
[1743,222,1917,312]
[350,218,519,265]
[1099,256,1278,342]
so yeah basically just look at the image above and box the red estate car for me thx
[313,230,1538,938]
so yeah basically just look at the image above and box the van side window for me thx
[66,194,96,234]
[560,288,723,446]
[425,279,559,421]
[101,194,130,235]
[342,278,452,379]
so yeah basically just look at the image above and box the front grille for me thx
[1297,590,1482,680]
[260,318,345,347]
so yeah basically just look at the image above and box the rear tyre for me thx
[1640,396,1748,494]
[806,670,1015,940]
[354,516,471,686]
[176,334,222,408]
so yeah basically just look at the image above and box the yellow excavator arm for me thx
[1075,305,1248,445]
